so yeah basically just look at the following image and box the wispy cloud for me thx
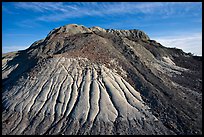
[14,2,75,13]
[15,19,42,28]
[3,2,201,55]
[153,32,202,56]
[13,2,201,22]
[4,33,34,36]
[2,45,30,53]
[2,5,19,14]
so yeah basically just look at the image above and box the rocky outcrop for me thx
[2,24,202,135]
[46,24,150,42]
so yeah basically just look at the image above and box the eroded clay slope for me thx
[2,57,173,135]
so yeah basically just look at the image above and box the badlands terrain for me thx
[2,24,202,135]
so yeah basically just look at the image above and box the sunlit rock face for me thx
[2,24,202,135]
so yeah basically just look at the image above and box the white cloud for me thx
[15,19,42,28]
[2,5,20,15]
[38,2,161,21]
[4,33,34,36]
[14,2,73,13]
[153,32,202,56]
[13,2,201,22]
[2,46,29,53]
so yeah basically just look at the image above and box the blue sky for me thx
[2,2,202,55]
